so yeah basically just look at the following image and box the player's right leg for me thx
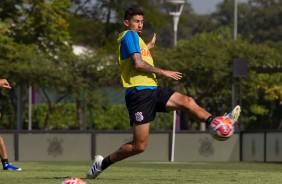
[166,92,212,123]
[86,123,150,179]
[166,92,241,125]
[223,105,241,123]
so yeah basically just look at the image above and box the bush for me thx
[24,103,77,130]
[23,103,130,130]
[22,103,174,130]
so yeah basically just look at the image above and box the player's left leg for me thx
[224,105,241,123]
[108,123,150,163]
[86,123,150,179]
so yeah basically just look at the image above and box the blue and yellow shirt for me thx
[117,30,158,89]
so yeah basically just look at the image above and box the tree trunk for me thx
[42,88,52,130]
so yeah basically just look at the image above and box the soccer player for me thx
[0,79,22,171]
[86,7,240,179]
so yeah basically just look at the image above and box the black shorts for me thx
[125,86,175,126]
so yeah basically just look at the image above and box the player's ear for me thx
[124,20,129,27]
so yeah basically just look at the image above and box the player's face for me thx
[124,15,144,35]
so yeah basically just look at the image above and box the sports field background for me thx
[0,161,281,184]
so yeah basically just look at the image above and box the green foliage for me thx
[92,104,129,130]
[154,31,281,130]
[250,104,269,116]
[0,0,281,131]
[69,16,109,47]
[213,0,282,44]
[28,103,77,130]
[154,113,173,130]
[22,103,128,130]
[156,32,234,101]
[0,0,79,129]
[18,103,173,130]
[69,0,186,49]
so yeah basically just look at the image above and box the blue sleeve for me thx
[120,31,141,60]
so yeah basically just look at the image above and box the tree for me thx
[154,31,281,130]
[0,0,79,129]
[69,0,171,49]
[213,0,282,45]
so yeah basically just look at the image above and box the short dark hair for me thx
[124,7,144,20]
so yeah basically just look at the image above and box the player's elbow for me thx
[133,62,142,71]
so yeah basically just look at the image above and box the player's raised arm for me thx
[147,33,156,50]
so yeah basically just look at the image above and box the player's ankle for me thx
[205,115,214,126]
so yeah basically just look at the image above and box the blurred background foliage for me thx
[0,0,281,131]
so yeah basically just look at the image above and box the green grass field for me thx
[0,161,282,184]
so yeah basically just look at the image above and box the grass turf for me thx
[0,161,281,184]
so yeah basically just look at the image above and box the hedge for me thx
[22,103,173,130]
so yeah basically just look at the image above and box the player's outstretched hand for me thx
[0,79,11,89]
[161,70,182,80]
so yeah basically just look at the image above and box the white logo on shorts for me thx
[135,112,144,122]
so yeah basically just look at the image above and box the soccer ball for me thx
[209,116,234,141]
[61,177,86,184]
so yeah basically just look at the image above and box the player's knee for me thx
[182,96,196,108]
[133,144,146,154]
